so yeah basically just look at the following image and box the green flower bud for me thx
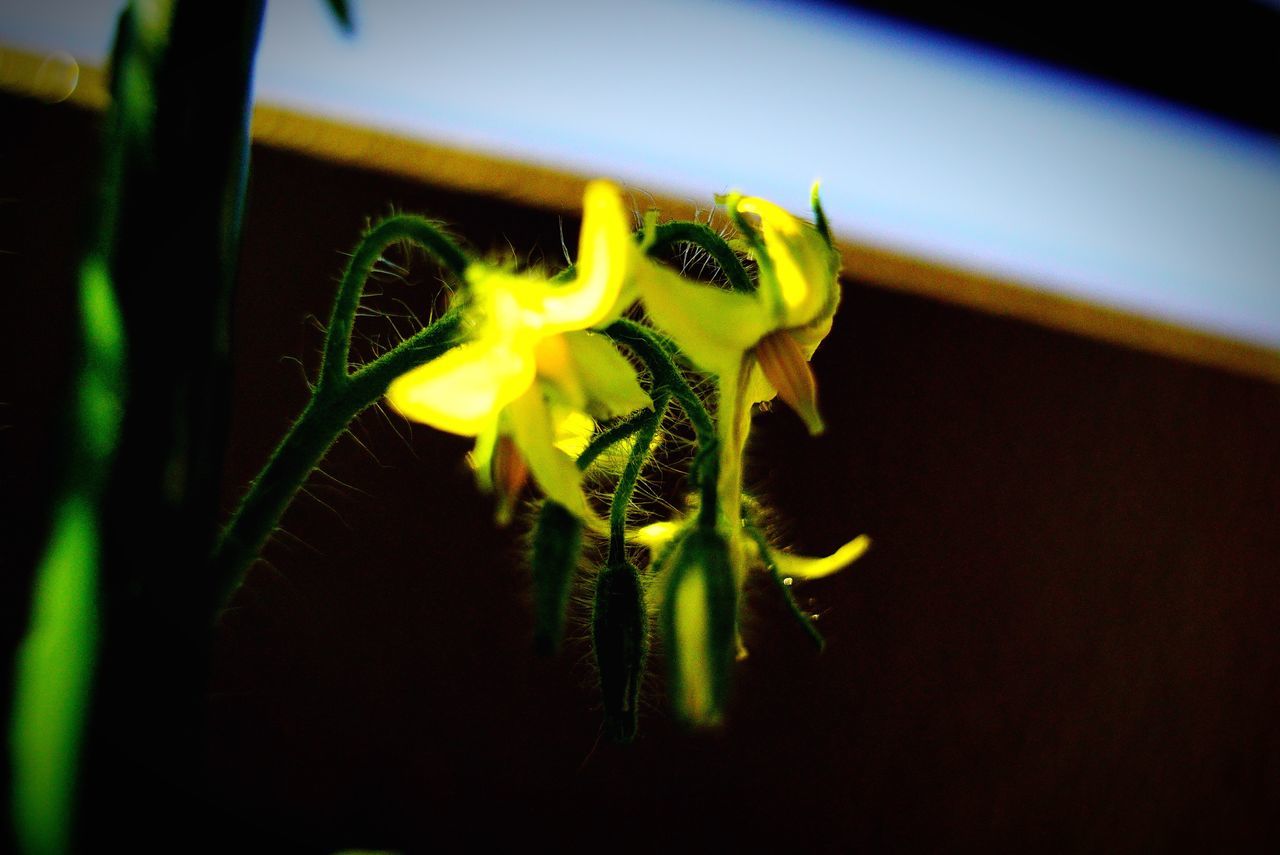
[592,560,649,743]
[530,500,583,655]
[661,527,737,727]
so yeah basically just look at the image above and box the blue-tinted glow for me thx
[5,0,1278,349]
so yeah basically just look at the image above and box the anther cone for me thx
[755,330,824,435]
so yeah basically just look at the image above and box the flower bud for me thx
[592,560,649,742]
[530,500,583,655]
[661,528,737,727]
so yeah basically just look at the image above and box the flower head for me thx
[387,181,648,522]
[637,184,840,433]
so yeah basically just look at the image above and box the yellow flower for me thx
[386,181,649,522]
[637,185,840,434]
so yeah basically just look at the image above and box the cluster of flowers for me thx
[385,181,868,739]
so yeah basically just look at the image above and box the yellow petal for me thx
[551,408,595,458]
[532,333,586,410]
[636,263,771,378]
[560,330,650,419]
[538,180,635,332]
[737,195,837,328]
[506,383,587,519]
[634,520,681,553]
[386,338,535,436]
[773,534,871,581]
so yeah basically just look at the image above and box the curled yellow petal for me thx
[538,180,634,332]
[736,194,838,329]
[773,534,871,581]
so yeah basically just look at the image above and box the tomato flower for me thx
[637,185,840,434]
[386,181,648,523]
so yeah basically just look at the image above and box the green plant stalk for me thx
[575,407,655,473]
[607,393,670,566]
[10,1,270,849]
[603,318,719,527]
[210,214,470,602]
[210,310,461,599]
[647,220,754,294]
[744,523,825,651]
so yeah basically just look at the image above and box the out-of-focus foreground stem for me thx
[9,1,265,851]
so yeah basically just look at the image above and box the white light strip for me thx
[6,0,1279,349]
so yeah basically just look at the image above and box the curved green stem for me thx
[603,319,712,441]
[603,319,720,528]
[320,215,468,392]
[607,394,669,565]
[576,406,655,473]
[213,213,471,602]
[646,220,754,294]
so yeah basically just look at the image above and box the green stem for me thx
[602,320,712,442]
[607,394,669,565]
[646,221,754,294]
[212,213,471,602]
[744,523,825,652]
[210,312,462,602]
[576,407,655,473]
[320,215,468,392]
[603,319,720,528]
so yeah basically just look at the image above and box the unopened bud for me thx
[592,560,649,743]
[754,329,824,435]
[531,500,583,655]
[661,528,737,728]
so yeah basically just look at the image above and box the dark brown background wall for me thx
[3,92,1279,851]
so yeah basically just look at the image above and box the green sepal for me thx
[531,499,583,656]
[592,560,649,743]
[811,181,833,249]
[661,527,737,727]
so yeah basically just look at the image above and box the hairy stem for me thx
[575,407,656,473]
[744,523,825,651]
[602,320,719,521]
[212,214,471,602]
[647,220,754,294]
[210,312,462,601]
[607,394,669,566]
[320,215,468,392]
